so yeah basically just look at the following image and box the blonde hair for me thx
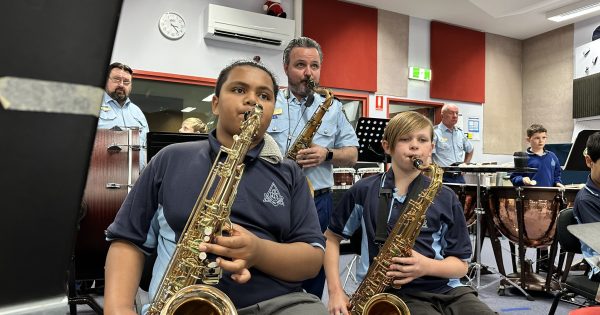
[182,117,208,133]
[382,111,433,151]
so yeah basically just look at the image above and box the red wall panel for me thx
[303,0,377,92]
[430,21,485,103]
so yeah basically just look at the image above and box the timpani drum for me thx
[488,186,578,248]
[333,168,355,189]
[444,184,483,227]
[74,128,140,279]
[356,167,382,182]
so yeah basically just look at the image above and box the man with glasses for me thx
[98,62,149,169]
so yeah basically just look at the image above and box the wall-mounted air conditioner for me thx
[204,4,295,51]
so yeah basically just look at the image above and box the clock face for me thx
[158,12,186,40]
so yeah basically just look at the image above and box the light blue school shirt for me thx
[267,90,359,190]
[432,123,473,167]
[97,92,149,169]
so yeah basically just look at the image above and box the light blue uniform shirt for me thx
[432,123,473,167]
[97,92,149,169]
[267,90,359,190]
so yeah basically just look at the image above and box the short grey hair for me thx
[283,37,323,65]
[441,103,458,113]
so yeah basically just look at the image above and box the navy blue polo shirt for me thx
[106,131,325,310]
[328,170,472,294]
[573,176,600,276]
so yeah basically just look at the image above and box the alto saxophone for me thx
[147,104,264,315]
[348,158,444,315]
[285,78,335,161]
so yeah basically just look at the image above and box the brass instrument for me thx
[285,78,335,161]
[147,105,264,315]
[348,158,444,315]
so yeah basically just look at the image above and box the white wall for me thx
[111,0,294,83]
[574,15,600,48]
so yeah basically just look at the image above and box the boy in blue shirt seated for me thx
[510,123,564,187]
[103,60,327,315]
[573,131,600,281]
[323,111,495,315]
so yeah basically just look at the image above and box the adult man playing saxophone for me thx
[267,37,359,298]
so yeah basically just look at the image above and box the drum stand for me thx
[465,173,533,300]
[496,187,562,298]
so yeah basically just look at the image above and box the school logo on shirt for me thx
[421,219,428,229]
[263,183,284,207]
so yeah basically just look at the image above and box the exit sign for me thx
[409,67,432,81]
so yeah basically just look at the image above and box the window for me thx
[131,71,216,133]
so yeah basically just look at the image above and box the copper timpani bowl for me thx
[487,186,578,248]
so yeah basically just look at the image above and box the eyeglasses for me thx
[109,77,131,86]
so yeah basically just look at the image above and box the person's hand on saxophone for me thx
[199,223,324,284]
[296,144,328,168]
[198,223,258,284]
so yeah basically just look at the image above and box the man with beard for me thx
[267,37,359,298]
[98,62,149,169]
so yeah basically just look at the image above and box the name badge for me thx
[273,107,283,115]
[100,105,111,112]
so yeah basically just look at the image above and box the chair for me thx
[548,208,599,315]
[339,230,362,290]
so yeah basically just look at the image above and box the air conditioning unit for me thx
[204,4,295,50]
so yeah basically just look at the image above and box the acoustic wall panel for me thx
[303,0,377,92]
[377,10,409,97]
[573,72,600,118]
[430,21,485,103]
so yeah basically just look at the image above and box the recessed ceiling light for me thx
[181,107,196,112]
[547,0,600,22]
[202,94,215,102]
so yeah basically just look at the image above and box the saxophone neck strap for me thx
[374,174,426,246]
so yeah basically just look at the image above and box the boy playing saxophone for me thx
[324,111,495,315]
[104,60,327,315]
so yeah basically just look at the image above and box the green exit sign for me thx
[409,67,431,81]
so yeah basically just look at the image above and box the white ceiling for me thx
[344,0,600,40]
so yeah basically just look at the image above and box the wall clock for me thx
[158,12,186,40]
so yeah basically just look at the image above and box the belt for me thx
[313,188,332,198]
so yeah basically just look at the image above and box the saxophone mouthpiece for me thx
[412,157,424,169]
[306,77,317,90]
[243,104,263,120]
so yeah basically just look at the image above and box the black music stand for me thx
[0,1,122,314]
[565,129,599,171]
[355,117,389,163]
